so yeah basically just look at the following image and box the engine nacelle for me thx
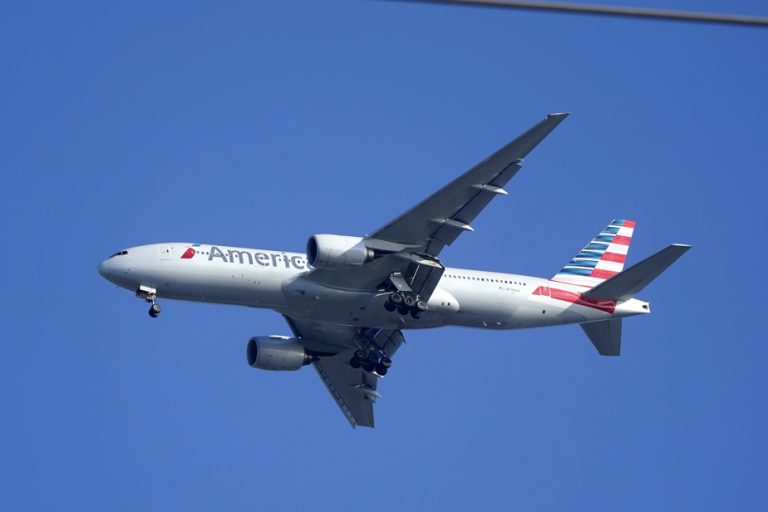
[306,234,374,269]
[246,336,311,371]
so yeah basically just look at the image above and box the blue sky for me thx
[2,1,767,510]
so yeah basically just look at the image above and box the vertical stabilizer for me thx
[552,219,635,288]
[581,318,623,356]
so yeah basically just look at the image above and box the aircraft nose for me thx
[97,250,136,289]
[97,255,129,281]
[97,259,112,279]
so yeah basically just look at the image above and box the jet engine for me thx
[246,336,312,371]
[306,234,374,269]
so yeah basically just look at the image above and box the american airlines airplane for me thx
[97,113,690,428]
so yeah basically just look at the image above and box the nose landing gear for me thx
[148,302,161,318]
[136,285,162,318]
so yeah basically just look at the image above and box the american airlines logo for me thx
[181,245,308,270]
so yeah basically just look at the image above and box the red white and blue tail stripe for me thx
[551,219,635,288]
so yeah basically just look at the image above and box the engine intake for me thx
[306,234,374,269]
[246,336,311,371]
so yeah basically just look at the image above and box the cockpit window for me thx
[110,250,128,258]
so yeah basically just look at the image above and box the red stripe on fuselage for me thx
[533,285,616,313]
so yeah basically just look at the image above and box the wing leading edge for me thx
[369,112,569,256]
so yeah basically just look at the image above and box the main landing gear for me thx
[384,291,428,319]
[350,349,392,376]
[383,272,428,318]
[136,285,162,318]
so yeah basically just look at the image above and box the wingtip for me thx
[547,112,571,119]
[672,243,693,249]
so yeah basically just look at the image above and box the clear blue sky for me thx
[2,1,766,510]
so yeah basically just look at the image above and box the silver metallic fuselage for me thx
[97,243,649,331]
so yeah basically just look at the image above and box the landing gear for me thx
[349,350,392,376]
[375,356,391,375]
[384,290,428,319]
[136,285,161,319]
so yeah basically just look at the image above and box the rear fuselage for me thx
[97,243,649,330]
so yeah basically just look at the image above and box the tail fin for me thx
[583,244,691,301]
[581,318,622,356]
[552,219,636,288]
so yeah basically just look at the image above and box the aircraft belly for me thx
[280,278,452,329]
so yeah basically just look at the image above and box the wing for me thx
[369,112,569,255]
[307,113,569,295]
[285,317,405,428]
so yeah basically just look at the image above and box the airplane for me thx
[97,113,690,428]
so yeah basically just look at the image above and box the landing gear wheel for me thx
[397,305,410,315]
[375,365,388,376]
[384,300,396,312]
[354,350,367,360]
[380,356,392,368]
[403,294,416,308]
[349,358,362,369]
[390,292,403,304]
[410,309,421,319]
[363,363,376,373]
[415,299,428,312]
[148,303,161,318]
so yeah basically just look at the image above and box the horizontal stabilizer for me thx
[581,318,622,356]
[584,244,691,301]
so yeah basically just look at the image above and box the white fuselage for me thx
[97,243,649,331]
